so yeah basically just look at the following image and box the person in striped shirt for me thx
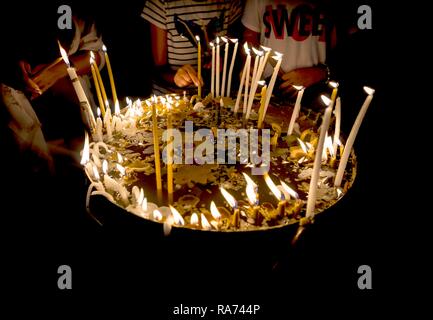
[141,0,243,95]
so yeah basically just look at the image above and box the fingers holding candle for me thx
[174,64,203,88]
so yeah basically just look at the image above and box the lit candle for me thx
[96,116,103,142]
[195,35,202,99]
[243,46,251,115]
[287,86,305,135]
[169,205,185,226]
[151,98,163,201]
[102,45,118,106]
[90,53,105,117]
[103,107,112,140]
[166,103,174,204]
[245,48,262,120]
[256,81,267,128]
[216,37,220,97]
[59,43,96,132]
[334,87,375,187]
[329,81,339,105]
[264,173,286,217]
[210,42,215,98]
[247,47,270,119]
[220,37,229,97]
[306,95,334,218]
[332,97,341,156]
[243,173,260,224]
[226,38,238,98]
[261,53,283,124]
[234,43,250,113]
[220,187,240,228]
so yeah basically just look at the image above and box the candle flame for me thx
[210,42,214,48]
[201,214,211,230]
[117,152,123,163]
[169,205,185,226]
[138,188,144,206]
[116,163,125,176]
[293,85,304,91]
[264,173,283,200]
[257,80,266,86]
[58,42,70,66]
[153,209,163,221]
[260,45,271,52]
[195,35,200,42]
[325,134,335,157]
[280,181,299,199]
[191,213,199,225]
[102,160,108,175]
[242,172,257,188]
[97,107,101,117]
[230,38,238,43]
[243,42,249,54]
[220,187,237,209]
[364,86,375,95]
[329,81,339,88]
[114,100,120,115]
[80,131,90,165]
[102,45,107,52]
[246,184,258,205]
[221,36,228,43]
[297,138,308,153]
[216,36,220,44]
[141,197,147,211]
[126,97,132,106]
[92,165,100,181]
[210,201,221,220]
[321,95,331,106]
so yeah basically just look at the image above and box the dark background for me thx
[0,0,409,316]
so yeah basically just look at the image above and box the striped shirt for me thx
[142,0,242,94]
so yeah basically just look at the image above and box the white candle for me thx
[245,48,262,119]
[234,43,249,113]
[226,38,238,98]
[96,117,103,142]
[287,86,305,135]
[59,44,96,131]
[243,49,251,115]
[334,87,375,187]
[247,47,270,119]
[306,95,333,218]
[220,37,229,97]
[216,37,220,97]
[332,97,341,155]
[210,42,215,98]
[103,107,112,140]
[261,53,283,123]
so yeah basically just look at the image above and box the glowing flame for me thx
[264,173,282,200]
[141,197,148,211]
[329,81,339,88]
[92,165,100,181]
[293,85,304,91]
[210,201,221,220]
[195,35,200,42]
[242,172,257,188]
[117,152,123,164]
[114,100,120,115]
[260,45,271,52]
[102,160,108,175]
[220,187,237,209]
[169,205,185,226]
[257,80,266,86]
[153,209,162,221]
[216,36,220,45]
[321,95,331,106]
[191,213,199,225]
[297,138,308,153]
[116,163,125,176]
[58,42,70,66]
[97,107,101,118]
[221,36,228,43]
[102,45,107,52]
[243,42,250,54]
[325,134,335,157]
[280,181,299,199]
[364,86,375,95]
[230,38,238,43]
[246,184,258,205]
[80,132,90,165]
[272,51,283,61]
[201,214,211,230]
[126,97,132,106]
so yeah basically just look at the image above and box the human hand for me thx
[31,62,66,95]
[18,60,42,99]
[279,66,327,99]
[174,64,203,88]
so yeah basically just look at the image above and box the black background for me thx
[0,0,412,316]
